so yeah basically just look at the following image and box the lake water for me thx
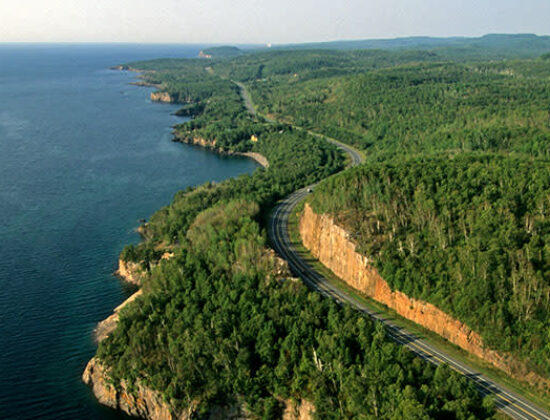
[0,44,258,419]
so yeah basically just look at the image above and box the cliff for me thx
[94,290,143,342]
[83,358,195,420]
[86,248,305,419]
[116,258,146,286]
[299,203,550,390]
[174,135,219,150]
[282,400,315,420]
[83,357,313,420]
[173,135,269,168]
[151,91,175,103]
[237,152,269,168]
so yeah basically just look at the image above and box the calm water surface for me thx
[0,44,258,419]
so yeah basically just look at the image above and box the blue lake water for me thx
[0,44,258,419]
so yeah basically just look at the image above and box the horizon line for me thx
[1,32,549,48]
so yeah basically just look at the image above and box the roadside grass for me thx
[286,202,550,415]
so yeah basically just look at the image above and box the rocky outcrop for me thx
[132,80,161,88]
[102,250,176,341]
[236,152,269,168]
[151,92,175,103]
[175,135,218,150]
[299,203,550,390]
[265,248,293,280]
[282,399,315,420]
[83,358,196,420]
[116,259,146,286]
[174,135,269,168]
[94,290,143,342]
[83,357,314,420]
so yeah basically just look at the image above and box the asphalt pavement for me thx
[234,80,550,419]
[267,147,550,420]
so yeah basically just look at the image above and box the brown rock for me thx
[83,358,195,420]
[150,92,175,103]
[116,258,145,286]
[94,290,143,342]
[299,203,550,391]
[173,135,269,168]
[282,399,315,420]
[236,152,269,168]
[83,357,316,419]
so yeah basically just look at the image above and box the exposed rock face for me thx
[174,135,269,168]
[174,135,219,150]
[299,203,550,390]
[83,358,195,420]
[236,152,269,168]
[94,290,143,342]
[116,259,145,286]
[265,248,293,280]
[84,357,314,420]
[151,91,175,103]
[132,81,161,88]
[282,399,315,420]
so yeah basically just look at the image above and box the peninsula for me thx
[85,35,550,419]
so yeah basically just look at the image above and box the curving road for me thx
[268,181,550,420]
[233,80,549,419]
[233,81,274,122]
[267,129,548,420]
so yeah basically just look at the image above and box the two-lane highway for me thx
[232,79,549,419]
[267,148,550,420]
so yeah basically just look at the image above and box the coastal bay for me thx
[0,44,258,419]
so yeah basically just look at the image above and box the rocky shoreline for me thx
[112,65,269,169]
[83,69,270,419]
[83,357,196,420]
[83,356,313,420]
[84,236,302,419]
[173,134,269,168]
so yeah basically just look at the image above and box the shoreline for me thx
[84,66,268,394]
[235,151,269,168]
[173,134,269,168]
[113,65,269,170]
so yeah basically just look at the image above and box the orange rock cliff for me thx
[150,91,175,103]
[299,203,549,390]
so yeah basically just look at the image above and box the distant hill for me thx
[275,33,550,60]
[198,46,244,59]
[196,34,550,62]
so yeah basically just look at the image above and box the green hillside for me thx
[90,41,550,416]
[308,155,550,378]
[280,33,550,60]
[201,46,244,58]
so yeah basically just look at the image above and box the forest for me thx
[308,155,550,378]
[246,60,550,157]
[101,199,493,419]
[91,42,550,418]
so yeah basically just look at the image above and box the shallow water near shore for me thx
[0,44,258,419]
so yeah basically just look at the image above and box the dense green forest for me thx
[101,199,492,418]
[284,34,550,60]
[93,50,513,418]
[308,155,550,378]
[122,128,344,254]
[92,41,550,418]
[201,46,244,58]
[247,60,550,156]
